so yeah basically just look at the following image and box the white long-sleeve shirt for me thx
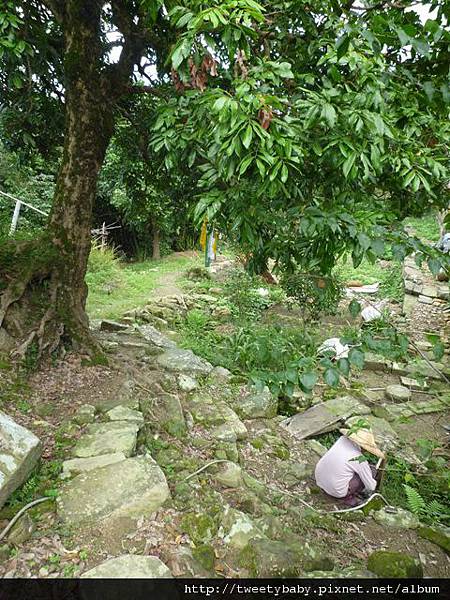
[315,436,377,498]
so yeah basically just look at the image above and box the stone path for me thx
[57,401,169,529]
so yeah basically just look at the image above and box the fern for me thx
[403,484,426,515]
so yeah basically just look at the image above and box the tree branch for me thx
[41,0,65,23]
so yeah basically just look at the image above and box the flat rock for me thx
[417,525,450,554]
[81,555,172,578]
[373,396,450,422]
[137,324,176,349]
[373,507,419,529]
[0,411,42,508]
[367,550,423,578]
[61,453,126,479]
[73,404,96,425]
[214,462,243,488]
[73,421,140,458]
[400,376,429,391]
[100,320,130,332]
[156,348,213,376]
[57,456,169,526]
[220,508,264,549]
[106,405,144,425]
[210,366,232,381]
[281,396,370,441]
[233,386,278,420]
[177,374,198,392]
[385,384,411,402]
[404,359,446,381]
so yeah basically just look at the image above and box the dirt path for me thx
[152,270,184,298]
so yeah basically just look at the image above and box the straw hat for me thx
[339,427,385,459]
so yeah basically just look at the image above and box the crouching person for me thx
[315,427,385,507]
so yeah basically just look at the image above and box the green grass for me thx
[403,213,440,242]
[336,259,404,301]
[86,247,203,320]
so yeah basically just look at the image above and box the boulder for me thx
[234,386,278,420]
[81,555,172,578]
[61,453,126,479]
[373,507,419,529]
[385,384,412,403]
[164,546,213,578]
[73,421,140,458]
[100,320,130,332]
[417,524,450,554]
[156,348,213,376]
[210,366,232,380]
[220,508,264,549]
[177,374,198,392]
[0,411,42,508]
[400,376,429,391]
[367,550,423,578]
[57,456,169,526]
[146,393,186,438]
[240,538,333,577]
[137,324,176,349]
[281,396,370,441]
[7,513,35,545]
[106,405,144,425]
[73,404,96,425]
[188,396,247,441]
[214,462,243,488]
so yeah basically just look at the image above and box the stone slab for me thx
[61,453,126,479]
[0,411,42,508]
[73,421,139,458]
[81,555,172,578]
[57,456,170,526]
[106,405,144,425]
[281,396,370,441]
[156,348,213,376]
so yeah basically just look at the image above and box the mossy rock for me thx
[239,538,333,577]
[367,551,423,578]
[361,495,385,515]
[192,544,215,571]
[418,525,450,555]
[180,513,218,544]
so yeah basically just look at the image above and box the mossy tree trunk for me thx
[0,1,123,361]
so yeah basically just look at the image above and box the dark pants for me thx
[344,466,377,506]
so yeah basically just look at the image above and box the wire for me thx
[0,497,49,542]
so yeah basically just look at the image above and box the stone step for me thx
[281,396,370,441]
[81,555,172,578]
[57,455,170,526]
[373,395,450,421]
[0,411,42,508]
[73,421,140,458]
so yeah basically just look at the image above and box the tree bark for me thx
[151,222,161,260]
[0,1,115,361]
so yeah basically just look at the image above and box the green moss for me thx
[418,525,450,554]
[180,513,218,544]
[251,437,264,450]
[367,551,423,578]
[192,544,215,571]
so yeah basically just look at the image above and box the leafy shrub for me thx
[222,268,274,321]
[280,271,344,317]
[86,244,122,288]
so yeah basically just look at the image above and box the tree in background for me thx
[99,95,197,260]
[0,1,448,362]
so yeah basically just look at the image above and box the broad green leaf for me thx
[348,348,365,369]
[299,372,318,391]
[324,368,340,388]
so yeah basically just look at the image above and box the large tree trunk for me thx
[0,1,114,361]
